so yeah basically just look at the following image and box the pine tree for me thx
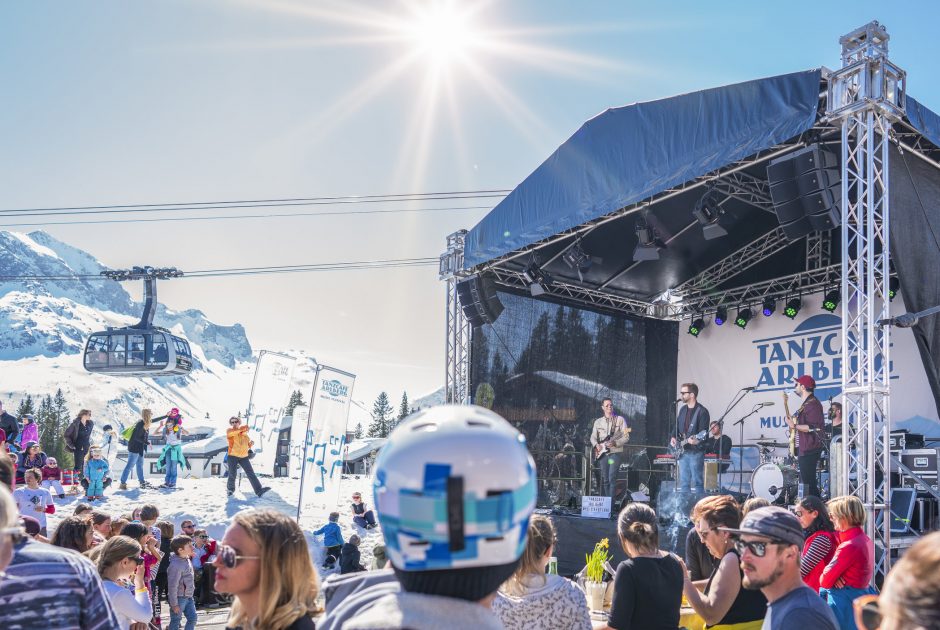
[284,390,306,417]
[49,389,71,465]
[368,392,394,438]
[398,392,410,421]
[354,423,363,440]
[16,394,35,418]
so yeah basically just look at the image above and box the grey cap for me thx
[718,506,803,547]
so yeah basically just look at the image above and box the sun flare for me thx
[401,3,479,67]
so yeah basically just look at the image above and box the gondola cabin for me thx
[84,327,193,376]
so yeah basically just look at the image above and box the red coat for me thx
[819,526,873,589]
[197,539,217,566]
[801,530,838,592]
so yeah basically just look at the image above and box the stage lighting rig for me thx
[715,306,728,326]
[762,297,776,317]
[633,218,663,261]
[889,277,900,301]
[692,190,728,240]
[688,317,706,337]
[522,262,551,297]
[784,297,801,319]
[822,289,840,312]
[735,307,753,329]
[562,240,601,282]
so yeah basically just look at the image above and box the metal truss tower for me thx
[440,230,472,404]
[827,21,905,581]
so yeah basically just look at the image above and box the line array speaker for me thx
[456,276,504,327]
[767,144,841,240]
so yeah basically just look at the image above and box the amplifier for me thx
[890,431,925,452]
[900,448,939,492]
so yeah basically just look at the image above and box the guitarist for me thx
[671,383,710,496]
[590,398,630,498]
[785,375,825,498]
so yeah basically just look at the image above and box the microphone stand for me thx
[713,388,752,494]
[733,404,766,497]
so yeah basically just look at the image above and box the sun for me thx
[401,2,480,67]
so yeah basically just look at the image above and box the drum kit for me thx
[749,438,799,504]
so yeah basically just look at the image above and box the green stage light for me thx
[735,308,752,329]
[822,289,840,312]
[784,297,801,319]
[688,317,706,337]
[889,277,900,301]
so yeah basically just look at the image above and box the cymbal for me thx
[754,440,789,448]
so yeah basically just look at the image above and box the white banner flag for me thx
[246,350,296,475]
[297,365,356,519]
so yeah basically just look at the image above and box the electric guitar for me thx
[783,392,797,457]
[594,426,632,461]
[671,429,707,458]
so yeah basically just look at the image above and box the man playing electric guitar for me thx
[785,375,826,498]
[590,398,630,498]
[670,383,710,496]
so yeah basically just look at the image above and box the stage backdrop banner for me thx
[677,295,940,490]
[297,365,356,519]
[246,350,296,475]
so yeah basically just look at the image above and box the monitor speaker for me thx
[456,276,504,327]
[767,144,841,240]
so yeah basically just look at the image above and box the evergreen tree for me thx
[49,389,71,465]
[398,392,410,421]
[15,394,35,418]
[284,390,306,417]
[368,392,394,438]
[354,422,363,440]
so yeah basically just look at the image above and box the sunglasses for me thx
[733,538,786,558]
[196,535,209,539]
[853,594,882,630]
[217,544,260,569]
[130,556,145,565]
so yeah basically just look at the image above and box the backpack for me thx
[121,424,135,441]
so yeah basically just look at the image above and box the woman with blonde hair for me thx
[493,514,591,629]
[95,535,153,629]
[214,509,318,629]
[681,495,766,629]
[120,408,153,490]
[819,495,875,629]
[0,485,19,577]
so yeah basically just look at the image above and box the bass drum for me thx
[750,463,799,504]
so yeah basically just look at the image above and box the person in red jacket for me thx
[819,496,876,629]
[795,495,838,593]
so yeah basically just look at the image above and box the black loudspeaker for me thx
[456,276,504,327]
[767,144,841,240]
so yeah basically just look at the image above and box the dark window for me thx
[85,335,109,366]
[109,335,126,367]
[210,463,221,476]
[128,334,145,366]
[148,336,169,366]
[149,462,160,474]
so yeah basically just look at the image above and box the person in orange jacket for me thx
[225,417,270,498]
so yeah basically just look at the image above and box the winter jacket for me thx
[0,412,18,444]
[226,425,252,458]
[15,451,48,482]
[157,444,189,471]
[41,464,62,481]
[127,420,150,455]
[802,530,839,593]
[64,418,94,452]
[166,555,195,607]
[340,543,366,574]
[314,522,344,548]
[195,539,217,567]
[342,591,504,630]
[819,526,874,590]
[18,423,39,448]
[84,458,110,482]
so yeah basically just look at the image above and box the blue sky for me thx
[2,1,938,408]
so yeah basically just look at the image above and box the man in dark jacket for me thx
[0,402,18,446]
[340,535,366,574]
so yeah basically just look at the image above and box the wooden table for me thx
[589,607,704,629]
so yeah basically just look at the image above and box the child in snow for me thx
[83,446,110,500]
[166,535,197,630]
[340,534,366,574]
[18,413,39,450]
[313,511,344,569]
[41,456,66,498]
[12,468,55,537]
[155,409,189,489]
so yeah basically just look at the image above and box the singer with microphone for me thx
[786,375,826,498]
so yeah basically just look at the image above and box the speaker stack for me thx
[456,275,504,327]
[767,144,841,240]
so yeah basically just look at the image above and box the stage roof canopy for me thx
[461,68,940,320]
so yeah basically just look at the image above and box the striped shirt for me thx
[0,538,120,630]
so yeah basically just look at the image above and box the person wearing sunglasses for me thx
[214,509,318,630]
[794,496,837,593]
[350,492,377,530]
[720,506,837,629]
[95,534,153,630]
[225,417,270,499]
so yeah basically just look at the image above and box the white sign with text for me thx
[581,495,612,519]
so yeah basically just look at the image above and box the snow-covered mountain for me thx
[0,230,255,430]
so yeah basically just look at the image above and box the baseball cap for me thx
[794,375,816,390]
[718,506,804,547]
[20,515,41,536]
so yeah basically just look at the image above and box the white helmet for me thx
[373,405,536,572]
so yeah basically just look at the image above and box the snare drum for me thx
[750,463,799,503]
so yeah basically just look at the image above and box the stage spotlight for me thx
[522,263,551,297]
[822,289,840,312]
[889,277,900,301]
[762,297,776,317]
[562,240,601,282]
[688,317,706,337]
[715,306,728,326]
[735,308,752,329]
[633,219,661,262]
[692,191,728,240]
[784,297,801,319]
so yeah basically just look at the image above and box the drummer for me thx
[704,421,731,473]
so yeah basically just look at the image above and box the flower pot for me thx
[586,580,606,611]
